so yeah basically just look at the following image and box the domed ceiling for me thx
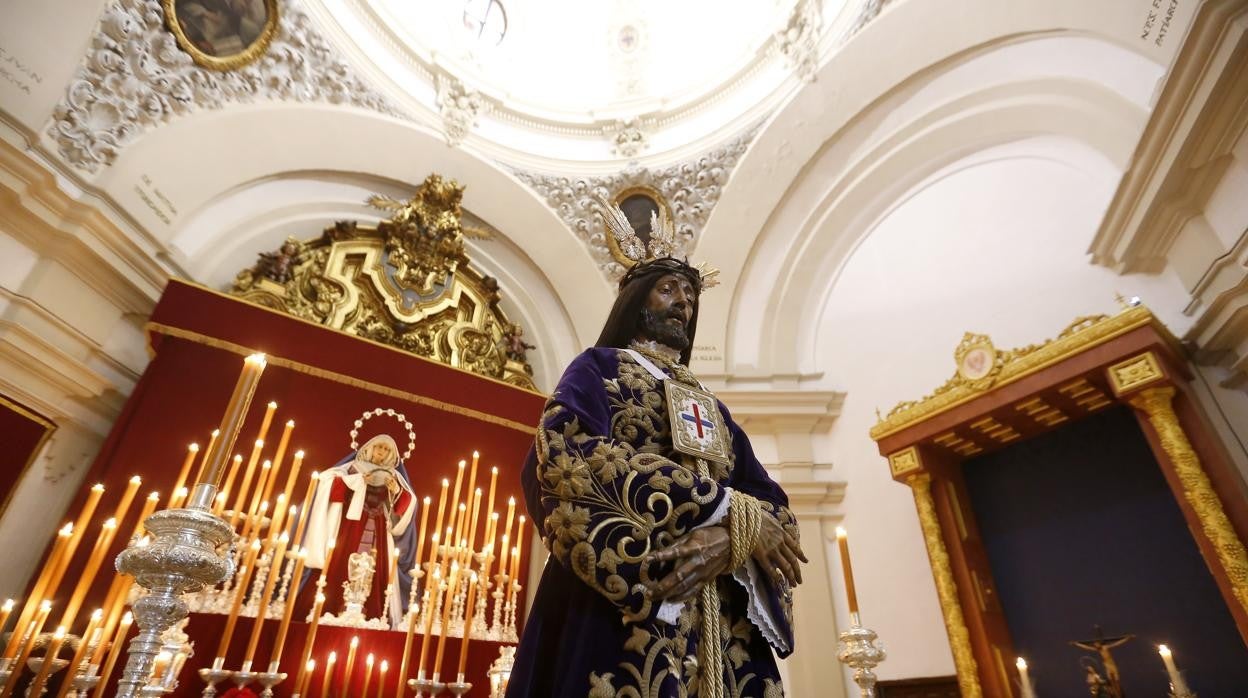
[319,0,864,163]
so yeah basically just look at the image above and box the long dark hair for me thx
[594,259,701,364]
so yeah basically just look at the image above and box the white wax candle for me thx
[1158,645,1190,694]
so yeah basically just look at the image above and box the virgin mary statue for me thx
[297,434,417,626]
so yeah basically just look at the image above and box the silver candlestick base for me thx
[197,666,233,696]
[65,670,101,698]
[836,615,886,698]
[255,671,286,698]
[447,672,472,696]
[429,671,448,696]
[409,670,433,697]
[114,485,236,698]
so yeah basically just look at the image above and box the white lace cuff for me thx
[732,558,789,653]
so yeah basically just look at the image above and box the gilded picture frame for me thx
[162,0,279,72]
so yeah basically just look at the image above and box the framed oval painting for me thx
[163,0,279,71]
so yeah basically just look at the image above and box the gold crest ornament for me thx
[665,381,732,465]
[592,195,719,289]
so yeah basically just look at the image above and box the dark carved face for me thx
[637,272,696,351]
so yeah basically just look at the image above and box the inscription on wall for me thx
[0,45,43,95]
[1140,0,1180,47]
[134,174,178,225]
[693,344,723,363]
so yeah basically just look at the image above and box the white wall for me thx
[811,137,1192,684]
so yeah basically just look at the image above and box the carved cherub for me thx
[500,323,535,362]
[255,237,302,283]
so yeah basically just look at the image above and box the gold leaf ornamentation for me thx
[230,174,534,390]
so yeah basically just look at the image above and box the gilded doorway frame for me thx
[869,306,1248,697]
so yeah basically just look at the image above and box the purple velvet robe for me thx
[507,347,797,698]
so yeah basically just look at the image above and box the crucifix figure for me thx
[1071,625,1134,698]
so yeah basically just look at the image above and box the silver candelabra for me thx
[836,613,886,698]
[113,484,236,698]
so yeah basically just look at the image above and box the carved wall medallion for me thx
[49,0,405,173]
[230,174,536,391]
[161,0,279,71]
[954,333,999,387]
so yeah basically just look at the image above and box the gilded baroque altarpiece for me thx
[230,174,537,391]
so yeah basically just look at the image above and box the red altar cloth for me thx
[42,280,545,697]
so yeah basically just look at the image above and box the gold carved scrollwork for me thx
[871,309,1164,440]
[908,473,982,698]
[229,174,537,391]
[1128,387,1248,616]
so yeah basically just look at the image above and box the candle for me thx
[262,420,294,508]
[413,497,432,580]
[485,466,498,537]
[292,471,317,547]
[2,523,68,660]
[320,539,337,588]
[320,651,336,698]
[294,592,324,692]
[432,564,460,679]
[231,439,265,526]
[193,428,221,485]
[835,527,860,616]
[415,567,443,680]
[58,517,119,628]
[510,515,527,590]
[430,479,449,569]
[216,539,262,663]
[269,438,300,535]
[0,601,52,697]
[169,443,199,507]
[446,461,466,550]
[241,500,269,546]
[1016,657,1036,698]
[93,611,132,698]
[168,487,188,510]
[130,492,160,541]
[377,659,388,698]
[93,575,133,666]
[197,353,266,490]
[296,658,315,697]
[1158,645,1191,694]
[256,401,277,445]
[265,494,287,547]
[499,498,515,576]
[109,476,142,534]
[246,459,274,526]
[269,548,306,671]
[26,626,66,695]
[463,452,480,543]
[53,609,102,698]
[342,636,360,695]
[361,653,375,697]
[0,600,11,637]
[456,572,480,677]
[467,488,483,553]
[216,455,244,516]
[397,581,421,696]
[509,545,520,594]
[243,533,289,670]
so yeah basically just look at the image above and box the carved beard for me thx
[640,307,690,351]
